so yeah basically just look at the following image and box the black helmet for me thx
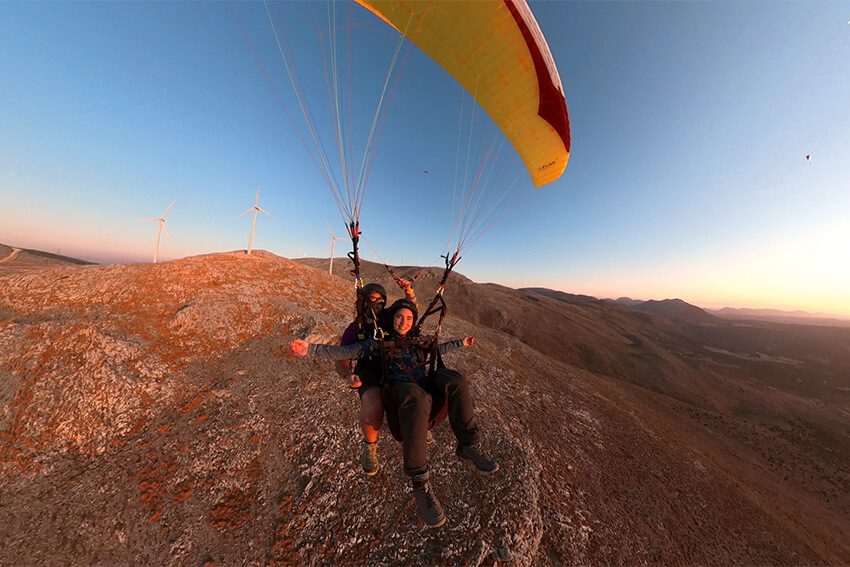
[387,298,418,327]
[361,283,387,304]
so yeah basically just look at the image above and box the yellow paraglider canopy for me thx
[355,0,570,187]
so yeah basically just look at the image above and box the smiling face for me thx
[392,307,415,336]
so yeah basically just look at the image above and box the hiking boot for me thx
[456,445,499,473]
[411,472,446,527]
[426,429,434,445]
[361,442,379,476]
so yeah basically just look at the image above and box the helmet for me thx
[361,283,387,304]
[360,283,387,322]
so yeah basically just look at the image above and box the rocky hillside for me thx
[1,252,846,565]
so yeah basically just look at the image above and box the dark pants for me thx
[383,368,480,477]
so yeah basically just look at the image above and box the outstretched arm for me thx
[289,339,375,361]
[437,336,474,356]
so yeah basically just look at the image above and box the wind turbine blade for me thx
[323,241,334,255]
[161,200,176,217]
[236,209,253,219]
[135,218,158,222]
[326,222,335,238]
[255,185,261,206]
[257,207,273,217]
[162,221,172,240]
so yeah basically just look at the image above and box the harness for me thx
[378,253,460,383]
[378,334,443,385]
[355,307,385,342]
[345,222,458,382]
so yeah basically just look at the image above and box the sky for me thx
[2,1,849,318]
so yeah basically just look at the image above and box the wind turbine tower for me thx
[236,185,273,255]
[136,200,175,264]
[325,222,344,274]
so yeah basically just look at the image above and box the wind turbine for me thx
[136,200,175,264]
[324,222,344,274]
[236,185,273,255]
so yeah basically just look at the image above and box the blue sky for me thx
[2,1,849,317]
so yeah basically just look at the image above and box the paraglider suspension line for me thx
[414,251,460,339]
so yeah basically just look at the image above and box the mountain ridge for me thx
[4,242,846,325]
[609,295,850,327]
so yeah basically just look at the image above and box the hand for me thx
[463,336,475,347]
[346,373,362,388]
[290,340,308,356]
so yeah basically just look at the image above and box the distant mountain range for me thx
[707,306,850,327]
[512,287,849,328]
[609,296,850,328]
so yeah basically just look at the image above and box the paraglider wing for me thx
[355,0,570,187]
